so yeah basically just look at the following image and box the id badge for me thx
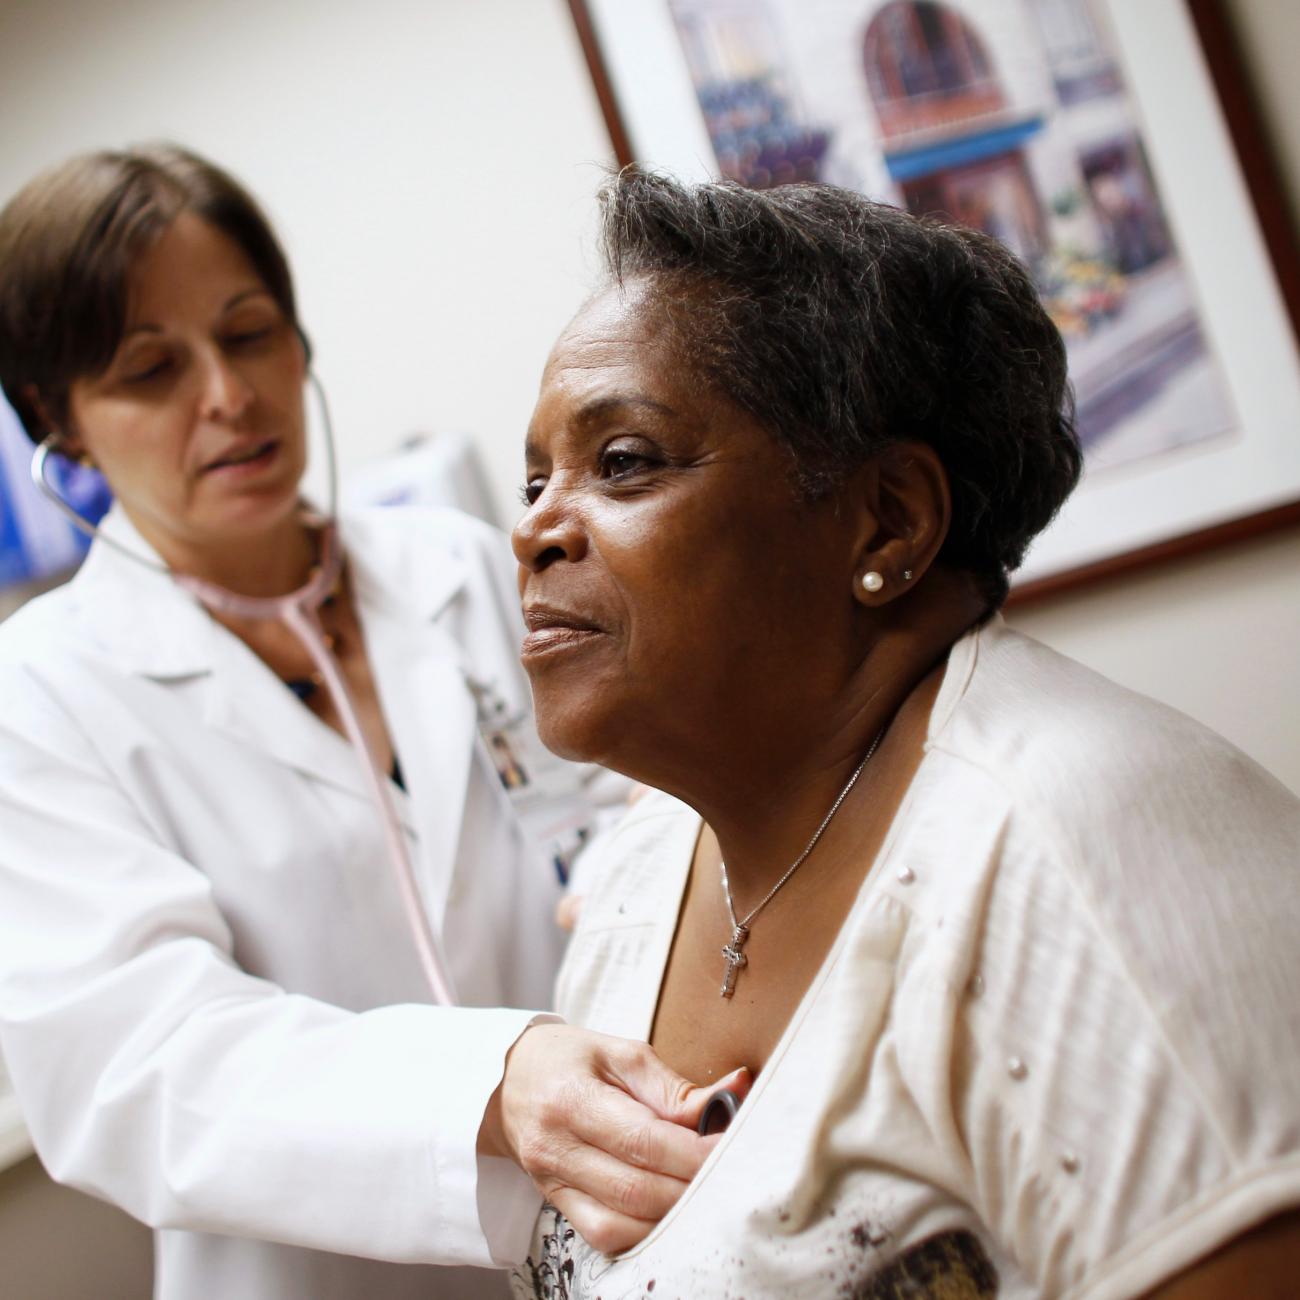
[466,675,596,885]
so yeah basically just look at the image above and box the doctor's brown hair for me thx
[0,143,308,443]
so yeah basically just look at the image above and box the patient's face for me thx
[513,282,865,791]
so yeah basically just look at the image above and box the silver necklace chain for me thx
[720,725,886,935]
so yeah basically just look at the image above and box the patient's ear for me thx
[849,442,951,606]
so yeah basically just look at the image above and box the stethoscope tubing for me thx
[28,374,459,1007]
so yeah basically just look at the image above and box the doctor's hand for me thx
[479,1023,750,1254]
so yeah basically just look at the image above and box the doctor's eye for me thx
[222,300,285,348]
[122,356,174,384]
[224,325,275,348]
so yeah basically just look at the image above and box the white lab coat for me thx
[0,504,588,1299]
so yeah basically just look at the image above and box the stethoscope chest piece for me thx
[698,1086,743,1136]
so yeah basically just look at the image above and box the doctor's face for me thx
[65,212,308,555]
[513,283,864,792]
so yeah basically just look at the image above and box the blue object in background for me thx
[0,390,113,591]
[0,467,28,588]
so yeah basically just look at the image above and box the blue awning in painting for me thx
[883,115,1046,182]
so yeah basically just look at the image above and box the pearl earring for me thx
[903,569,913,581]
[861,571,884,593]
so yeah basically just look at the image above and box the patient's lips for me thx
[521,603,606,658]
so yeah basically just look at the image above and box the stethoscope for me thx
[30,374,458,1007]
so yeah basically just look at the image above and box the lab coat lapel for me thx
[73,507,393,811]
[70,507,216,679]
[344,512,477,919]
[198,624,390,811]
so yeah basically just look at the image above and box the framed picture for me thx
[567,0,1300,597]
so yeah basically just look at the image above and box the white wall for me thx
[0,0,1296,1293]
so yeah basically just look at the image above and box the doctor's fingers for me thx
[543,1186,659,1256]
[528,1141,693,1246]
[497,1026,717,1180]
[512,1084,708,1203]
[610,1050,753,1131]
[565,1027,750,1135]
[565,1087,718,1183]
[554,892,583,931]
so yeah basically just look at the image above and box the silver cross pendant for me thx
[720,924,751,998]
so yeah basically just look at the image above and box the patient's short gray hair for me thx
[597,167,1082,608]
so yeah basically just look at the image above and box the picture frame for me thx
[567,0,1300,599]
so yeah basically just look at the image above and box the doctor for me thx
[0,145,726,1300]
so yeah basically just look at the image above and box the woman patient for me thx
[508,170,1300,1298]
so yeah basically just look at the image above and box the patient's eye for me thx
[520,477,546,506]
[599,440,662,482]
